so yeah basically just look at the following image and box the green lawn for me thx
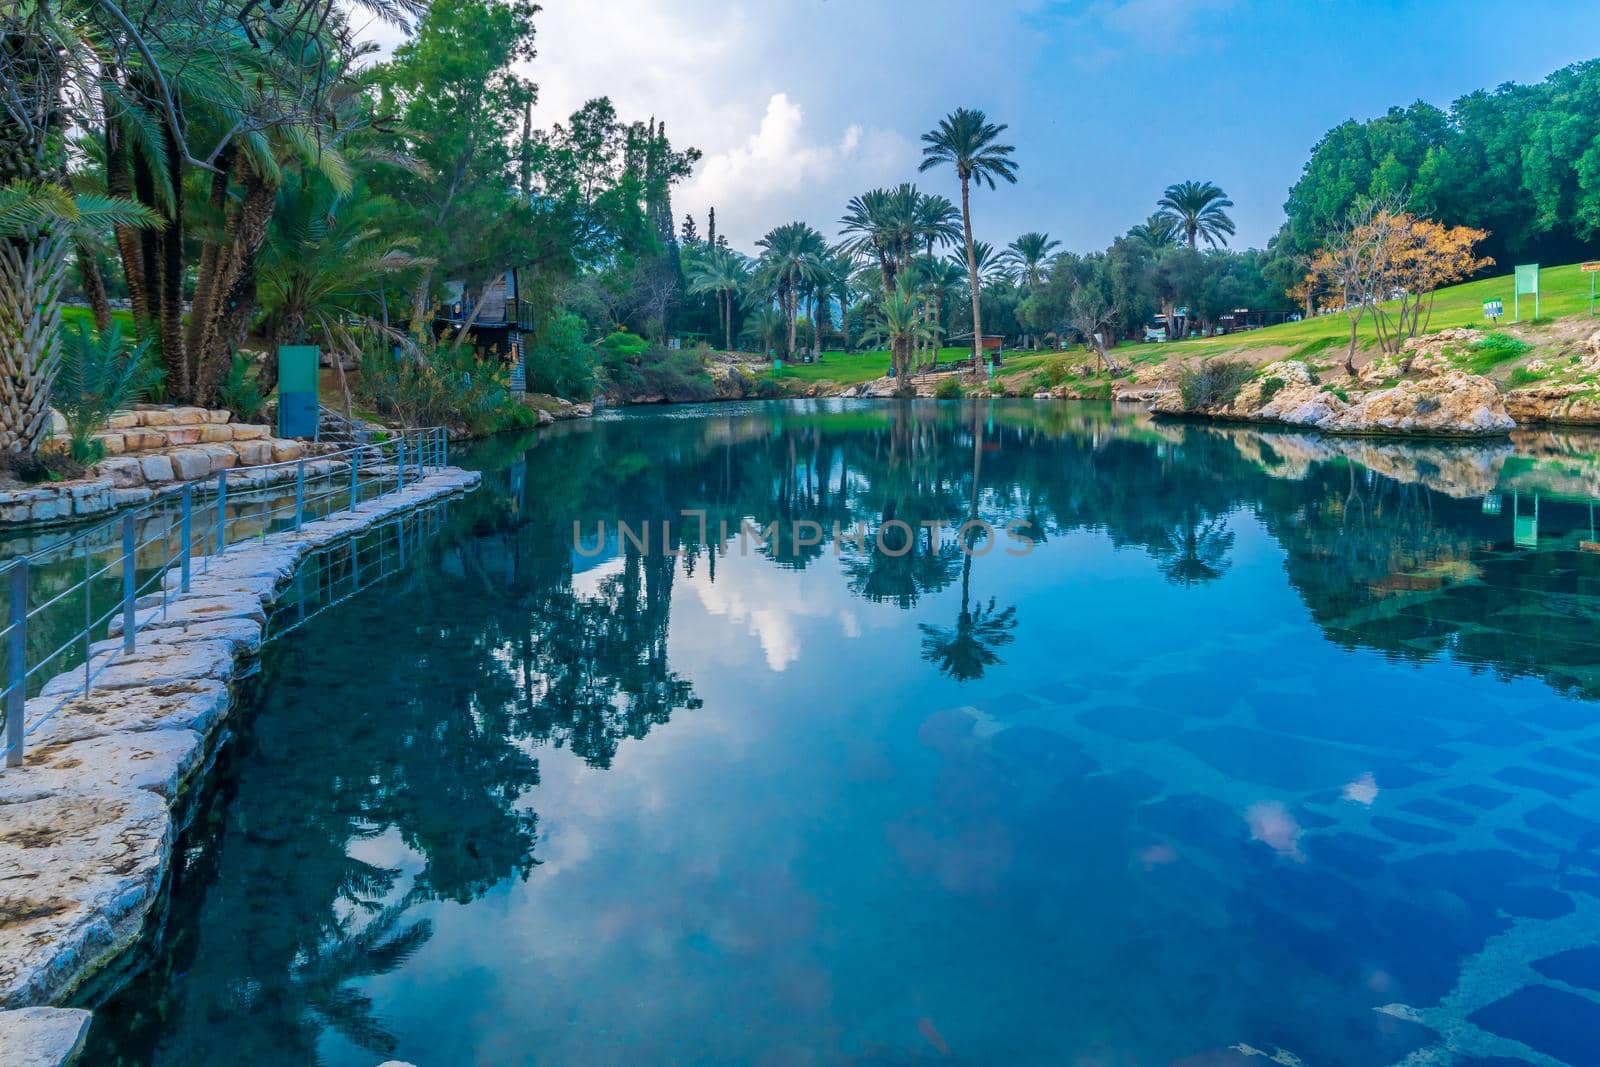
[60,306,137,332]
[765,346,977,386]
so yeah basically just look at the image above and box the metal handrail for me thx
[0,425,449,768]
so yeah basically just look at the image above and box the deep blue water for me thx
[85,401,1600,1066]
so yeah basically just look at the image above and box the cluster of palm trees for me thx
[687,108,1244,383]
[687,107,1023,388]
[1132,180,1236,251]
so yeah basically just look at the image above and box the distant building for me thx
[437,269,535,390]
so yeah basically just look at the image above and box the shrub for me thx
[597,331,715,402]
[933,376,964,399]
[55,322,162,463]
[526,312,598,399]
[1258,376,1286,404]
[357,334,528,436]
[1040,356,1073,387]
[1462,332,1532,374]
[217,353,267,423]
[1176,359,1253,411]
[1507,366,1545,389]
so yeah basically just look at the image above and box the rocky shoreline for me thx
[0,468,481,1066]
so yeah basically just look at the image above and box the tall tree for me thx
[1157,180,1236,249]
[919,108,1018,368]
[755,221,826,360]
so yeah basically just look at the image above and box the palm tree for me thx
[1002,232,1061,293]
[919,108,1018,367]
[0,183,157,455]
[1128,212,1180,250]
[686,246,750,351]
[756,221,827,360]
[917,257,966,371]
[839,184,923,298]
[860,281,935,389]
[818,249,856,353]
[258,178,425,358]
[1157,180,1235,249]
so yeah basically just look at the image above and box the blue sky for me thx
[368,0,1600,255]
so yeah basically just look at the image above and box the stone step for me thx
[94,423,271,456]
[110,406,232,429]
[95,439,312,488]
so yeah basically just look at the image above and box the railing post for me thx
[215,470,228,554]
[397,440,406,492]
[6,559,27,768]
[441,427,448,468]
[350,448,360,512]
[294,458,306,531]
[180,484,193,593]
[121,513,137,652]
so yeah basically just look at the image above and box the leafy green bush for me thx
[357,334,528,436]
[217,353,267,423]
[933,376,964,399]
[1462,332,1532,374]
[1176,359,1253,411]
[1507,366,1545,389]
[1258,376,1286,404]
[1040,356,1073,387]
[55,322,162,462]
[598,331,715,402]
[526,312,598,399]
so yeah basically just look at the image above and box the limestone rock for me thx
[1,729,205,802]
[35,640,235,700]
[107,593,269,640]
[139,454,175,483]
[231,424,268,441]
[25,679,231,747]
[0,1007,92,1067]
[1321,370,1514,436]
[1504,386,1600,426]
[0,785,171,1007]
[168,450,211,481]
[96,457,145,489]
[165,406,208,425]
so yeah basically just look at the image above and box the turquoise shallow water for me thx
[83,401,1600,1066]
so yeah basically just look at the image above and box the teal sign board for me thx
[277,345,320,439]
[1514,264,1540,321]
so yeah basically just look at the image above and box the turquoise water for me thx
[83,401,1600,1066]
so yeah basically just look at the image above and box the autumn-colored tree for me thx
[1311,200,1492,372]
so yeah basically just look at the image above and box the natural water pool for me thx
[81,400,1600,1066]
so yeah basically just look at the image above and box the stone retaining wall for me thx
[0,467,481,1065]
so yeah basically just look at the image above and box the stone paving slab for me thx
[36,641,235,700]
[0,1006,92,1066]
[25,680,230,748]
[0,786,171,1008]
[1,729,205,802]
[90,616,264,659]
[0,468,480,1014]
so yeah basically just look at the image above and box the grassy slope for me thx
[764,264,1600,392]
[1134,261,1599,363]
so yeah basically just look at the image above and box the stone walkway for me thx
[0,468,481,1066]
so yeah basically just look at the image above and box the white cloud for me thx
[679,93,910,247]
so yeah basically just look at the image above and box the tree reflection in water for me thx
[83,400,1600,1065]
